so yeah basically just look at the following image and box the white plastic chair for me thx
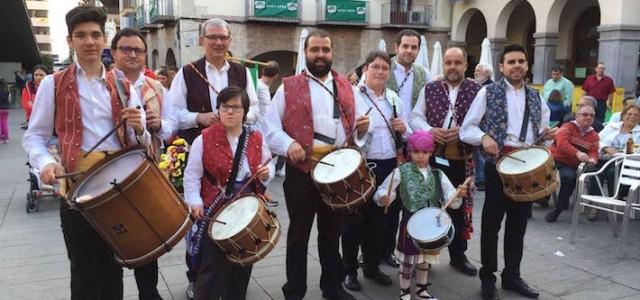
[569,154,640,257]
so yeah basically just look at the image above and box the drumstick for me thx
[384,170,396,214]
[438,177,472,217]
[201,216,227,225]
[228,156,275,203]
[55,170,85,179]
[342,107,373,148]
[307,158,335,167]
[84,105,142,157]
[501,152,526,163]
[531,124,557,146]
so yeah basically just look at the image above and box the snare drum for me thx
[407,207,455,255]
[68,146,192,268]
[496,146,559,202]
[209,194,280,267]
[311,148,376,210]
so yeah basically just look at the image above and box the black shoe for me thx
[481,283,499,300]
[545,209,561,223]
[343,273,362,291]
[363,269,392,286]
[502,277,539,298]
[476,182,485,191]
[322,287,356,300]
[382,254,400,268]
[450,257,478,276]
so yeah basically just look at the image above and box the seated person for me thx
[608,97,638,124]
[546,105,599,222]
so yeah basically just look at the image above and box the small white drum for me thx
[209,194,280,266]
[311,147,375,210]
[496,146,559,202]
[407,207,455,255]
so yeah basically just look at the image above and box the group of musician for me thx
[22,5,559,300]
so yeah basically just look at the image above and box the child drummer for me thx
[374,131,468,300]
[183,86,274,299]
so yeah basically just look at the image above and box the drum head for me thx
[72,148,146,203]
[210,196,260,240]
[407,208,451,242]
[498,147,548,175]
[312,148,362,184]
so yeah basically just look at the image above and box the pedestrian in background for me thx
[0,79,10,143]
[22,65,49,126]
[583,62,615,124]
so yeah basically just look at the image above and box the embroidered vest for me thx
[480,80,542,161]
[282,70,355,172]
[387,62,427,108]
[200,123,263,207]
[398,163,442,213]
[53,65,129,172]
[141,76,164,159]
[179,57,248,144]
[424,78,480,159]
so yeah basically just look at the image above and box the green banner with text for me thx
[253,0,299,19]
[325,0,367,22]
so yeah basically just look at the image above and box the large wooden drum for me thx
[496,146,559,202]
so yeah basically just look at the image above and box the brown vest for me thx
[178,58,248,144]
[282,70,355,172]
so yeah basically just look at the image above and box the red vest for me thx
[200,123,263,207]
[282,70,355,172]
[53,65,129,172]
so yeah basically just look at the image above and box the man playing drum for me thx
[183,86,274,299]
[410,47,481,277]
[22,5,152,299]
[261,29,370,300]
[460,44,556,300]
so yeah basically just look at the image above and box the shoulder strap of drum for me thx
[432,169,444,205]
[225,127,248,198]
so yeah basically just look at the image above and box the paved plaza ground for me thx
[2,108,640,299]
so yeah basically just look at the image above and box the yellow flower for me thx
[173,138,186,146]
[167,145,176,153]
[160,154,170,162]
[177,153,186,161]
[158,161,169,170]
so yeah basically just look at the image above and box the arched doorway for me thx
[251,50,297,94]
[505,1,535,81]
[165,48,177,68]
[151,49,159,70]
[464,10,487,78]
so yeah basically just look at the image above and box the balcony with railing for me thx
[381,2,432,28]
[149,0,176,24]
[246,0,300,23]
[317,0,368,26]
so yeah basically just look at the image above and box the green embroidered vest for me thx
[398,163,443,213]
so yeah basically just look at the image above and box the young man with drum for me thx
[183,86,274,299]
[460,44,556,300]
[261,29,370,300]
[410,47,481,277]
[342,50,409,291]
[23,5,151,299]
[374,131,468,300]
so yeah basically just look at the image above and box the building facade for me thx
[26,0,51,55]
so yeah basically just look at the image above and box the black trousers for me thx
[194,236,252,300]
[479,162,532,285]
[60,202,123,300]
[134,260,160,300]
[430,157,468,262]
[282,165,346,300]
[341,158,396,275]
[555,162,578,210]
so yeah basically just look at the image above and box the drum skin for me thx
[407,208,455,255]
[496,146,559,202]
[68,147,192,268]
[208,195,281,267]
[311,148,376,211]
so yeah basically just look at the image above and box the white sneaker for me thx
[186,282,195,299]
[276,168,285,177]
[416,284,437,299]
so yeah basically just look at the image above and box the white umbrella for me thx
[415,35,429,71]
[378,39,387,52]
[479,37,495,80]
[295,29,309,74]
[430,41,443,79]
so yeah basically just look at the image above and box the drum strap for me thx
[225,127,248,198]
[519,100,530,142]
[432,170,445,206]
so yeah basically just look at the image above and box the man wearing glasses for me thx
[110,27,176,300]
[168,18,259,145]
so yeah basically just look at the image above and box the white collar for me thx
[394,59,413,74]
[76,62,106,81]
[305,69,333,85]
[503,79,525,92]
[205,60,230,73]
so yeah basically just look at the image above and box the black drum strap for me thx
[225,127,248,198]
[432,169,445,206]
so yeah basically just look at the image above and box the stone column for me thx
[532,32,558,85]
[490,38,507,82]
[598,25,640,96]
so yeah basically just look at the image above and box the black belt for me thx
[313,132,336,145]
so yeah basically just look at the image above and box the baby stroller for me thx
[25,139,62,213]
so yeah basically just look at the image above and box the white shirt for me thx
[168,60,260,129]
[393,60,415,121]
[128,70,176,141]
[23,63,151,171]
[373,165,461,209]
[598,121,640,153]
[460,80,551,148]
[356,85,411,160]
[183,132,275,207]
[256,78,271,120]
[261,70,369,156]
[410,83,460,132]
